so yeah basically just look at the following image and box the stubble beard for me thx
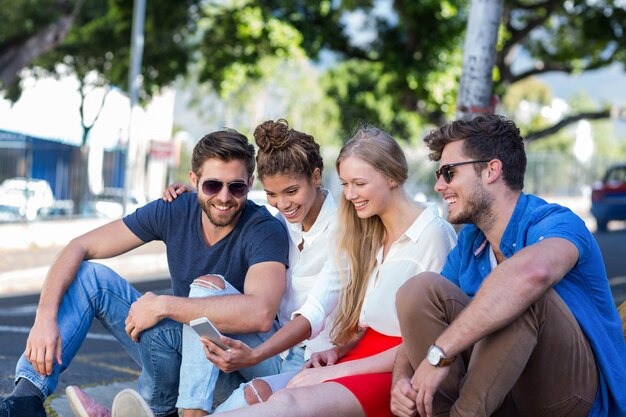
[450,180,495,230]
[199,196,245,227]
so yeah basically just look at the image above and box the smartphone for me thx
[189,317,231,351]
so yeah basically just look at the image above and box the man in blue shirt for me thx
[0,130,289,417]
[391,114,626,417]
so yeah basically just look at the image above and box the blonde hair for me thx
[331,127,408,345]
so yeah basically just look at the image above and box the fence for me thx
[0,130,126,217]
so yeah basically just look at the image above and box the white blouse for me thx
[277,192,346,357]
[359,203,457,336]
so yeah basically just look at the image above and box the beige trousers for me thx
[396,273,598,417]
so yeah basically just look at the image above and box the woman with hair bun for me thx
[162,119,346,412]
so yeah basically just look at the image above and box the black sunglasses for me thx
[201,179,249,198]
[435,160,491,184]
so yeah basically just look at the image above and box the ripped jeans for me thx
[212,345,305,413]
[14,262,182,417]
[176,275,281,411]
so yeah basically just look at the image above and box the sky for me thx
[0,76,175,149]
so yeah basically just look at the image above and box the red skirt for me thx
[326,328,402,417]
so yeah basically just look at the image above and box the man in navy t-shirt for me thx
[2,130,289,417]
[391,114,626,417]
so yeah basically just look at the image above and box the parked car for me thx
[0,177,55,221]
[87,188,147,219]
[591,163,626,231]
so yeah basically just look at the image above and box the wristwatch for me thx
[427,344,456,367]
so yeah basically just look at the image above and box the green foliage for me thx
[502,77,553,110]
[0,0,68,45]
[514,0,626,73]
[183,55,343,147]
[193,0,468,138]
[4,0,626,148]
[2,0,198,102]
[321,60,426,142]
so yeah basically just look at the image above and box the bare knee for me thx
[266,388,301,410]
[243,379,273,405]
[192,274,225,290]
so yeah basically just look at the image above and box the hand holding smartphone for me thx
[189,317,231,351]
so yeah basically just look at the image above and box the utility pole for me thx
[123,0,146,215]
[456,0,504,120]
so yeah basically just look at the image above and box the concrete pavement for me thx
[0,217,169,298]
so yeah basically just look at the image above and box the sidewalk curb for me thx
[0,253,170,297]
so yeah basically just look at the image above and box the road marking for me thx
[74,356,140,376]
[0,304,38,316]
[610,276,626,285]
[0,325,116,341]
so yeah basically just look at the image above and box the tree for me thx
[0,0,81,91]
[4,0,625,146]
[1,0,200,213]
[496,0,626,141]
[191,0,626,140]
[191,0,467,140]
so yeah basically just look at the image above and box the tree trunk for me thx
[0,13,76,88]
[72,144,91,215]
[456,0,504,120]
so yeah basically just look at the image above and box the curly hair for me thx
[423,114,526,191]
[253,119,323,181]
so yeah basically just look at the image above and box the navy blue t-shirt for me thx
[123,193,289,296]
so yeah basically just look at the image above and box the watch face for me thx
[427,346,442,366]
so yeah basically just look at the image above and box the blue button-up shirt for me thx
[442,193,626,417]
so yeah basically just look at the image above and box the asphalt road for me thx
[0,279,172,398]
[0,227,624,400]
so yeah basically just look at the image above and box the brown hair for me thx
[191,129,255,179]
[253,119,324,181]
[331,127,408,345]
[423,114,526,191]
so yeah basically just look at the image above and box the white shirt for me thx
[277,192,346,357]
[359,203,457,336]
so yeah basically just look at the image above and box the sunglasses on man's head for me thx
[201,179,249,198]
[435,160,491,184]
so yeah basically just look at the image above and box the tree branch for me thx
[510,50,619,84]
[499,0,562,82]
[0,0,83,88]
[525,109,611,142]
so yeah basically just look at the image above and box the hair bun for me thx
[254,119,291,152]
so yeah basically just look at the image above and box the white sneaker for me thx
[111,389,154,417]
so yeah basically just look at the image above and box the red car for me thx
[591,164,626,231]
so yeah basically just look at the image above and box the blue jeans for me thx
[177,277,281,411]
[14,262,182,417]
[213,345,305,413]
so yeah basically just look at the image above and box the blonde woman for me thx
[110,126,457,417]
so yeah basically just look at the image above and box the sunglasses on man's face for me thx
[201,179,249,198]
[435,160,491,184]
